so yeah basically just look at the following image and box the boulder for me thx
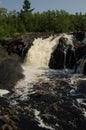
[74,31,85,41]
[66,45,76,69]
[49,37,76,69]
[76,80,86,94]
[49,45,64,69]
[74,55,86,74]
[75,45,86,60]
[0,58,24,90]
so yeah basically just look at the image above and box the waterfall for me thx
[24,36,60,67]
[2,33,86,130]
[24,33,74,68]
[14,33,74,101]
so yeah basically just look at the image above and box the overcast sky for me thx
[0,0,86,14]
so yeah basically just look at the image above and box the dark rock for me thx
[49,37,76,69]
[18,115,49,130]
[0,58,24,90]
[49,34,86,72]
[76,80,86,94]
[83,59,86,74]
[49,46,64,69]
[75,45,86,60]
[74,55,86,74]
[74,42,86,74]
[0,115,18,130]
[0,32,54,60]
[66,45,76,69]
[1,124,13,130]
[0,46,9,61]
[49,37,66,69]
[74,31,85,41]
[6,37,32,59]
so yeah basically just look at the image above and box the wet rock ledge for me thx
[0,32,54,59]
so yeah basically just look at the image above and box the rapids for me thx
[1,33,86,130]
[14,33,74,100]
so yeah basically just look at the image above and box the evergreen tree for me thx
[23,0,34,12]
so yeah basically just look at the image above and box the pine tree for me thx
[23,0,34,12]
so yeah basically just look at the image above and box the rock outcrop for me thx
[0,58,24,90]
[49,32,86,74]
[0,32,53,60]
[49,37,76,69]
[0,32,86,74]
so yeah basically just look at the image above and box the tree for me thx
[0,8,7,18]
[23,0,34,12]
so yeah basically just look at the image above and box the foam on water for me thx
[24,36,59,67]
[0,89,9,97]
[12,33,75,101]
[6,33,86,129]
[34,109,55,130]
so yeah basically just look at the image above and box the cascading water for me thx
[2,33,86,130]
[24,33,74,68]
[10,33,75,106]
[24,36,60,67]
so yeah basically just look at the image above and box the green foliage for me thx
[0,0,86,38]
[0,8,7,17]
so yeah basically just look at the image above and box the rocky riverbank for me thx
[0,71,86,130]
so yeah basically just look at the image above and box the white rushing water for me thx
[24,33,73,67]
[14,33,74,100]
[0,89,9,97]
[8,33,86,129]
[34,109,55,130]
[24,35,60,67]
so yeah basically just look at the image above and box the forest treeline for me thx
[0,0,86,37]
